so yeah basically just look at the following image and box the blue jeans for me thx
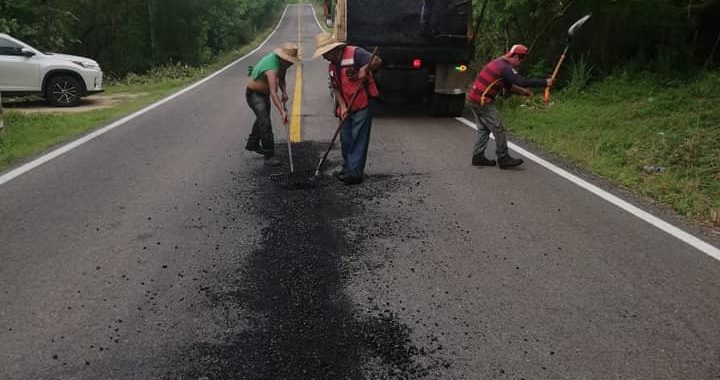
[340,106,372,178]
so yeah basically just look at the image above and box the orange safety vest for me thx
[329,46,380,113]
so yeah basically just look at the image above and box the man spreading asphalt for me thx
[245,43,301,167]
[313,33,382,185]
[468,44,553,169]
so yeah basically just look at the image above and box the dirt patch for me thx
[1,93,147,114]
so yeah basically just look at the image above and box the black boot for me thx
[333,168,348,180]
[341,175,363,185]
[245,139,259,152]
[263,154,281,167]
[497,154,523,169]
[472,154,497,167]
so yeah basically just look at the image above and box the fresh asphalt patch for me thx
[171,142,448,379]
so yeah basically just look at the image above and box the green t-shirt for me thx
[250,53,280,80]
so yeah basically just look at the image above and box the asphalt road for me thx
[1,5,719,379]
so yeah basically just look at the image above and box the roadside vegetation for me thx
[0,0,288,76]
[499,70,720,226]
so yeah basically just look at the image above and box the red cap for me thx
[504,44,529,58]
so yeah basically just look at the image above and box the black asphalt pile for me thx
[267,141,319,190]
[173,143,443,379]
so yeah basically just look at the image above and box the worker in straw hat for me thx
[245,42,301,167]
[467,44,553,169]
[313,33,382,185]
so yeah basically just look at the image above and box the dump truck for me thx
[329,0,475,116]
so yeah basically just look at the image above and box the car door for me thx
[0,37,42,92]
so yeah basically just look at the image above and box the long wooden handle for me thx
[314,88,363,176]
[543,53,566,105]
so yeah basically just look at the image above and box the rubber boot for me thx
[497,154,523,169]
[472,154,497,167]
[245,138,259,152]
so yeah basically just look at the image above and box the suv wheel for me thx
[46,75,82,107]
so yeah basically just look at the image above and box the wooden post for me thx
[334,0,346,41]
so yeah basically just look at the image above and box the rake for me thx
[269,103,315,186]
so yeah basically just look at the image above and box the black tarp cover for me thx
[346,0,470,47]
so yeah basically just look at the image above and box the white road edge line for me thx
[310,2,325,31]
[456,116,720,261]
[0,5,292,187]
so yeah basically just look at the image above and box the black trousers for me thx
[245,89,274,156]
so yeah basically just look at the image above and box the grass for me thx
[499,70,720,226]
[0,20,281,172]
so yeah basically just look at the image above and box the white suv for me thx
[0,33,103,107]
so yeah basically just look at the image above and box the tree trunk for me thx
[147,0,157,61]
[705,29,720,68]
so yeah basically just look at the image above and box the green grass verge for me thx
[0,81,180,169]
[0,18,281,172]
[499,71,720,226]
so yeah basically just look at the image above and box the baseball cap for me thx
[505,44,529,58]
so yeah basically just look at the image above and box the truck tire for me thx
[430,93,466,117]
[429,94,447,117]
[45,75,82,107]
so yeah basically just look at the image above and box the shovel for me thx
[543,14,591,106]
[313,87,363,177]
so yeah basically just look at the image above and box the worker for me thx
[468,44,553,169]
[312,33,382,185]
[245,43,301,166]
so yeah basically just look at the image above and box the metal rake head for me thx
[268,169,317,188]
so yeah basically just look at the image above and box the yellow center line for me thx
[290,6,303,143]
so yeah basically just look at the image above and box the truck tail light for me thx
[455,65,468,72]
[412,59,422,69]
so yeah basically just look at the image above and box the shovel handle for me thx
[314,87,363,176]
[544,49,568,106]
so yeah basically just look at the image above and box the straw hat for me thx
[312,33,345,59]
[274,43,301,64]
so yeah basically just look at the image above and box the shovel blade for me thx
[568,14,591,37]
